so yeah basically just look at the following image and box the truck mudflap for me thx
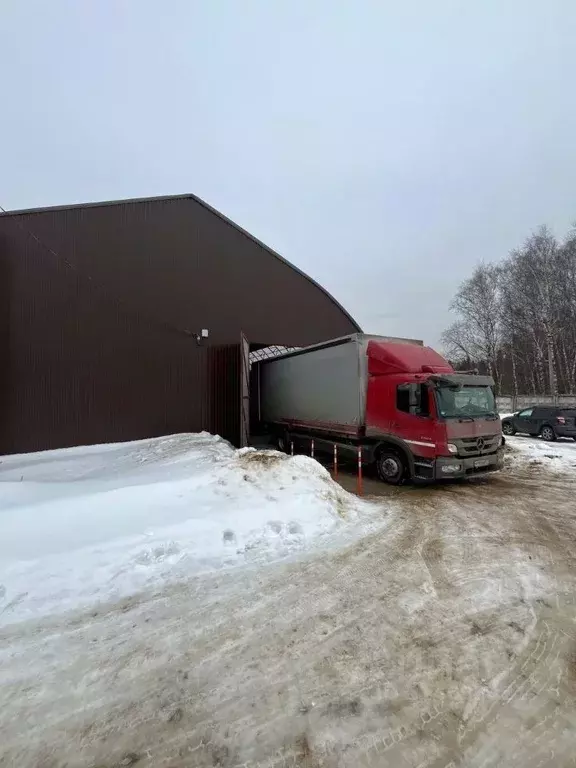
[433,449,504,480]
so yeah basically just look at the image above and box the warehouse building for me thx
[0,194,360,454]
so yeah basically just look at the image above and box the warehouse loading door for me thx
[240,332,250,447]
[207,336,251,448]
[208,343,240,446]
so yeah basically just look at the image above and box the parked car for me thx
[501,406,576,441]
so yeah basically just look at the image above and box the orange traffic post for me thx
[333,444,338,478]
[357,446,363,496]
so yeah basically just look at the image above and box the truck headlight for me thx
[441,463,462,473]
[447,443,458,454]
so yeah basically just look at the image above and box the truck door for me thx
[391,382,436,457]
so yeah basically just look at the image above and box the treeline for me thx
[442,225,576,395]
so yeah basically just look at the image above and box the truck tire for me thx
[275,433,290,453]
[376,450,406,485]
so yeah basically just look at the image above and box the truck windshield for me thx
[435,386,496,418]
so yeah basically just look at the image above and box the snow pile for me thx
[505,434,576,472]
[0,434,379,627]
[500,413,576,472]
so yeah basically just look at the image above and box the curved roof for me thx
[1,193,361,334]
[0,194,361,452]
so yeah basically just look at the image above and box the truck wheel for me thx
[376,451,405,485]
[276,434,290,453]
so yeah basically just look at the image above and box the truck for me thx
[256,333,504,483]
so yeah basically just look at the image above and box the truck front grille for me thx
[456,434,500,457]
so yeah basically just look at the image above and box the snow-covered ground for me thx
[0,434,382,627]
[506,434,576,472]
[2,433,576,767]
[500,413,576,473]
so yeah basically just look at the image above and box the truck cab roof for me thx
[367,339,453,376]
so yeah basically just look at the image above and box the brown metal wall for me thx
[208,344,241,446]
[0,195,360,454]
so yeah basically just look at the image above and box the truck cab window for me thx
[397,385,411,413]
[397,383,429,416]
[419,384,430,417]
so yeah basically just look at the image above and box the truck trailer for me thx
[256,334,503,483]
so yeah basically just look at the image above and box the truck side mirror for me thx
[409,383,431,417]
[408,383,421,415]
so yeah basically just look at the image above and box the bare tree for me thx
[442,263,503,387]
[443,224,576,396]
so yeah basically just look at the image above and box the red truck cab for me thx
[365,340,503,482]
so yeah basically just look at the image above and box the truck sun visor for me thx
[429,374,496,388]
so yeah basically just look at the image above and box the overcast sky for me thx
[2,1,575,346]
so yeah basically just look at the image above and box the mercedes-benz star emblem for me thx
[477,437,485,451]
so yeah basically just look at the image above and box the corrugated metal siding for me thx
[208,344,241,446]
[0,196,360,454]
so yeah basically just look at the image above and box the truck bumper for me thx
[434,449,504,479]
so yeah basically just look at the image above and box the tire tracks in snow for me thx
[3,464,576,766]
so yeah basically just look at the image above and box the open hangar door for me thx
[240,333,250,447]
[248,344,300,447]
[207,337,245,448]
[207,339,298,449]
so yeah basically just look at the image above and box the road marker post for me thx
[357,446,363,496]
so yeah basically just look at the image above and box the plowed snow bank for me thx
[0,434,382,626]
